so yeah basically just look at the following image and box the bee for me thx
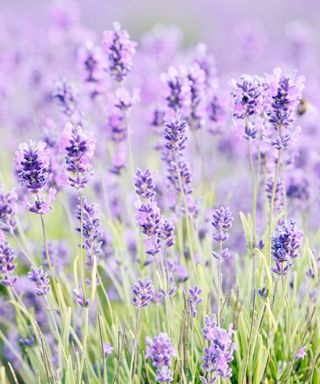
[297,98,307,116]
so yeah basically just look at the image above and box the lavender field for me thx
[1,1,320,383]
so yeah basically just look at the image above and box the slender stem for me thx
[268,149,282,264]
[79,308,89,383]
[217,241,223,326]
[78,191,86,297]
[247,140,257,247]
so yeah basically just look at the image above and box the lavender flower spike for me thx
[60,122,96,190]
[0,233,17,287]
[0,186,17,232]
[131,278,153,308]
[28,266,50,296]
[15,141,50,194]
[145,332,175,383]
[102,21,137,82]
[271,219,303,275]
[187,286,203,318]
[201,314,236,380]
[134,169,156,200]
[211,206,233,243]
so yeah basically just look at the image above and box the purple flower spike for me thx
[60,122,96,190]
[187,286,203,318]
[134,169,156,200]
[28,266,50,296]
[76,196,103,267]
[271,219,303,275]
[0,234,17,287]
[53,78,78,116]
[131,278,153,308]
[202,314,236,380]
[145,332,175,383]
[211,206,233,243]
[15,141,50,195]
[102,21,137,82]
[164,116,187,153]
[0,186,17,232]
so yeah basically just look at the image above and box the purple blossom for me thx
[295,346,307,359]
[266,68,305,149]
[187,286,203,317]
[28,266,50,296]
[211,206,233,243]
[271,219,303,275]
[187,63,206,130]
[102,22,136,82]
[266,176,284,211]
[202,314,235,380]
[0,233,17,287]
[73,288,90,307]
[131,278,153,308]
[161,66,191,112]
[145,332,175,383]
[134,169,156,200]
[76,196,103,267]
[159,219,175,248]
[60,122,96,189]
[103,343,113,357]
[78,43,104,98]
[163,116,187,153]
[15,141,50,194]
[53,78,78,116]
[0,186,17,232]
[230,75,262,119]
[108,112,127,143]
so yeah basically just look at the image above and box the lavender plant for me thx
[0,3,319,384]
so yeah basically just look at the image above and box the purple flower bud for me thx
[295,346,307,359]
[103,343,113,357]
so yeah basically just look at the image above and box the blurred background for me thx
[1,0,320,73]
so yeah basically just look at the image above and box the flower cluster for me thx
[131,278,153,308]
[102,22,136,82]
[76,196,103,267]
[161,66,191,113]
[187,285,203,318]
[78,43,104,98]
[0,233,17,287]
[60,122,96,189]
[266,68,304,149]
[201,314,236,382]
[134,169,175,256]
[211,206,233,260]
[145,333,176,383]
[0,186,17,232]
[271,219,303,275]
[53,78,78,117]
[15,141,50,194]
[28,266,50,296]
